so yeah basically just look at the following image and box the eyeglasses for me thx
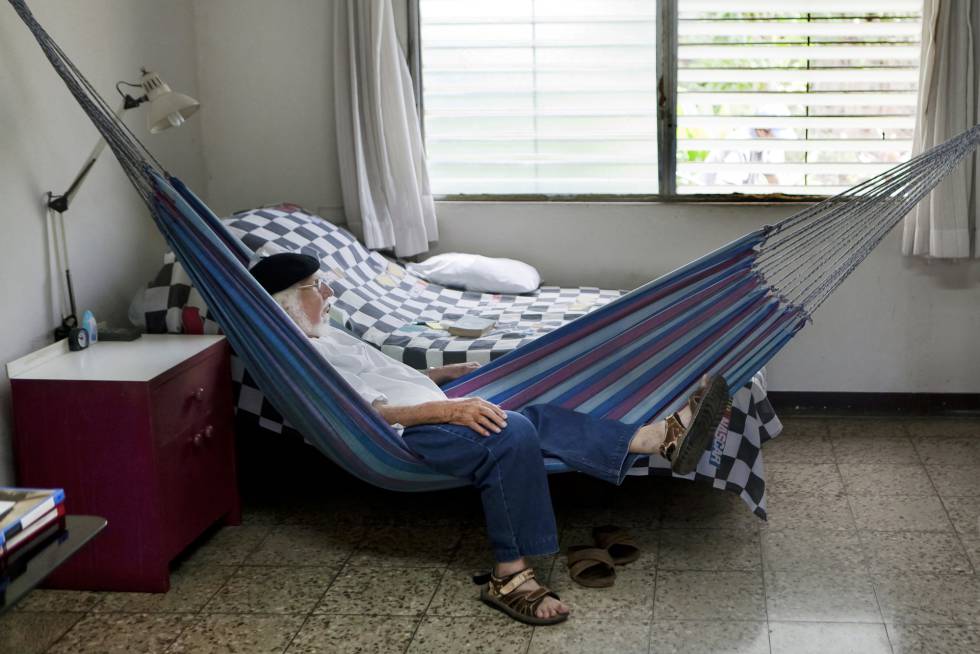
[296,277,331,294]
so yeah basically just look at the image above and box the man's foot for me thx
[494,560,569,620]
[628,384,699,455]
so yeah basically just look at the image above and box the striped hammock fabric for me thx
[10,0,980,501]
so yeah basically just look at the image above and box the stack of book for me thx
[0,487,66,569]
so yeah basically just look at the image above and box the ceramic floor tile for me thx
[547,568,656,623]
[906,420,980,439]
[315,565,442,617]
[848,495,953,532]
[347,525,461,568]
[648,620,770,654]
[528,618,650,654]
[762,433,834,464]
[765,569,881,622]
[182,525,272,565]
[762,529,868,573]
[913,437,980,466]
[769,621,891,654]
[407,614,533,654]
[832,435,919,464]
[284,614,419,654]
[425,570,498,618]
[825,419,908,439]
[558,526,659,571]
[926,465,980,497]
[168,613,306,654]
[654,570,765,621]
[942,496,980,534]
[777,418,831,439]
[860,530,972,574]
[204,566,337,614]
[239,503,281,526]
[766,463,844,496]
[244,524,361,567]
[658,528,761,571]
[761,491,856,531]
[450,525,556,573]
[660,486,762,530]
[446,527,498,570]
[47,612,195,654]
[886,623,980,654]
[0,611,84,654]
[13,589,104,612]
[97,564,236,613]
[959,533,980,570]
[559,503,663,530]
[837,464,936,496]
[873,573,980,624]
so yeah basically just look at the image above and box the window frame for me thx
[408,0,900,203]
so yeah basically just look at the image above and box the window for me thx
[414,0,922,199]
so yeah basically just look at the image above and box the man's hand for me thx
[441,398,508,436]
[427,361,481,385]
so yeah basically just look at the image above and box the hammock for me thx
[11,0,980,495]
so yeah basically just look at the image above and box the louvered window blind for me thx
[416,0,922,198]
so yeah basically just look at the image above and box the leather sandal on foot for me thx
[592,525,640,566]
[661,375,730,475]
[566,545,616,588]
[473,568,568,626]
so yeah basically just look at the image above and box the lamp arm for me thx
[47,99,134,213]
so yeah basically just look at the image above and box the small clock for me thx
[68,327,89,351]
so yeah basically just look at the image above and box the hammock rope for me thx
[10,0,980,501]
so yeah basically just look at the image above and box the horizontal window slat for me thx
[676,185,851,194]
[679,20,920,37]
[677,138,912,151]
[679,68,918,82]
[429,157,660,165]
[678,92,917,105]
[679,45,920,60]
[678,162,894,174]
[680,0,921,12]
[677,116,914,128]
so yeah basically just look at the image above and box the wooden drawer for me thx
[158,406,236,555]
[151,350,228,444]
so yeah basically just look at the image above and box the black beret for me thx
[249,252,320,295]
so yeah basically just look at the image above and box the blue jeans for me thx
[402,404,640,562]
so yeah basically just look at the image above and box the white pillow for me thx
[407,253,541,294]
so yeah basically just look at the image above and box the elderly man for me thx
[250,252,728,626]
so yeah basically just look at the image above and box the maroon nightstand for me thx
[7,335,241,592]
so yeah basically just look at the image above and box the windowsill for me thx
[434,194,821,206]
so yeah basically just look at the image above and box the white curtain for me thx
[903,0,980,258]
[333,0,437,258]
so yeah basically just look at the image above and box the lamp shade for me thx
[140,70,200,134]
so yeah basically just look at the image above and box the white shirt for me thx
[309,327,447,407]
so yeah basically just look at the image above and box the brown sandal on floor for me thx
[566,546,616,588]
[592,525,641,566]
[661,375,730,475]
[473,567,569,626]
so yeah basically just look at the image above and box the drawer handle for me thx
[193,387,206,401]
[204,425,214,439]
[191,432,204,447]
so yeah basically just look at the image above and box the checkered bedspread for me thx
[139,204,781,517]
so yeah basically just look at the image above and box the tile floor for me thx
[2,417,980,653]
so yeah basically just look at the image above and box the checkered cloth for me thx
[633,370,780,518]
[139,203,782,517]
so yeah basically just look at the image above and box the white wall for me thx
[191,0,980,398]
[0,0,205,484]
[193,0,343,219]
